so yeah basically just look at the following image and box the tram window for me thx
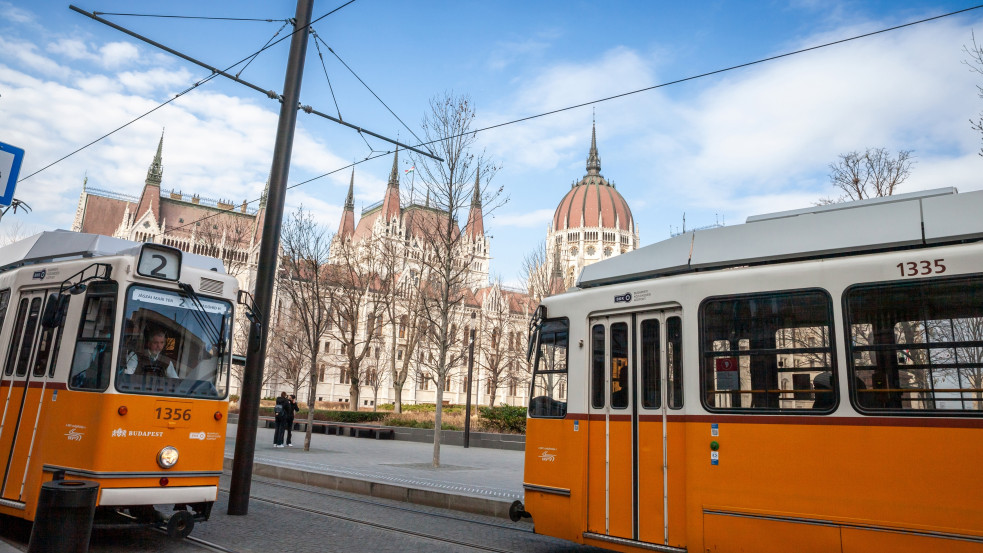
[68,282,118,391]
[667,316,683,409]
[845,276,983,414]
[32,294,59,377]
[115,285,232,399]
[611,322,629,409]
[591,324,606,409]
[529,318,569,418]
[0,290,9,337]
[640,319,661,409]
[4,298,29,376]
[700,290,835,412]
[15,297,43,376]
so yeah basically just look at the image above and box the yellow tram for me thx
[0,231,237,537]
[519,188,983,553]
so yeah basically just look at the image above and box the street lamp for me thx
[464,311,477,448]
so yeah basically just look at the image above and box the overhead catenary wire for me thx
[311,30,432,157]
[237,20,292,79]
[92,12,288,23]
[17,0,361,184]
[24,4,983,237]
[310,28,344,122]
[100,2,983,236]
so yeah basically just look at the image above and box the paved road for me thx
[1,473,608,553]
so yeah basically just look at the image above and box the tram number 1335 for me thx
[897,259,946,277]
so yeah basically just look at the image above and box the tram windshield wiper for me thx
[177,283,226,357]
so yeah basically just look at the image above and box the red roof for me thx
[552,177,633,232]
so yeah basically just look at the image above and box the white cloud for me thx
[0,1,34,24]
[98,42,140,68]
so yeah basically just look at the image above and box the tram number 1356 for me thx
[155,407,192,421]
[897,259,945,277]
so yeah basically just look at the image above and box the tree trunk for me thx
[305,364,317,451]
[349,378,360,411]
[393,385,403,414]
[432,380,443,468]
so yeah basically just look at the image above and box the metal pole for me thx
[228,0,313,516]
[463,328,475,448]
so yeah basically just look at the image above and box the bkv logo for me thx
[32,269,46,280]
[614,292,632,304]
[189,432,206,441]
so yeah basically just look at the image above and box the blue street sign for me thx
[0,142,26,207]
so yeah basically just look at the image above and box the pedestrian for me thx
[284,395,300,447]
[273,391,288,448]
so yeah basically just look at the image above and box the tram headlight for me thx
[157,446,179,469]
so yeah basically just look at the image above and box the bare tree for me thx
[410,93,504,467]
[278,206,333,451]
[818,148,914,205]
[966,31,983,157]
[475,284,513,407]
[376,236,429,413]
[0,220,41,247]
[195,213,254,278]
[522,239,566,301]
[265,308,311,398]
[325,236,385,410]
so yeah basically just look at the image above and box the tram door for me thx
[0,290,57,502]
[587,310,682,547]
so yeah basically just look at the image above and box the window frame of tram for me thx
[844,275,983,415]
[639,317,684,410]
[528,318,570,419]
[32,293,63,378]
[68,282,119,392]
[699,289,837,413]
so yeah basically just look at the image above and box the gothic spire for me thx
[471,167,482,208]
[381,148,401,220]
[337,168,356,239]
[465,168,484,240]
[387,147,400,188]
[146,129,164,185]
[586,121,601,176]
[345,168,355,210]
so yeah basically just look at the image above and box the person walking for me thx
[273,392,288,448]
[284,395,300,447]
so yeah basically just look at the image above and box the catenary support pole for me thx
[228,0,313,516]
[464,328,475,448]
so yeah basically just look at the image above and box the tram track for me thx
[221,477,533,534]
[238,493,520,553]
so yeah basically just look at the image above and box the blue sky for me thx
[1,1,981,286]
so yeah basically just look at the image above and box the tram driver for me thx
[124,329,179,378]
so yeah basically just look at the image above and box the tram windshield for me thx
[115,285,231,399]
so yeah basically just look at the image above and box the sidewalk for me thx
[225,423,525,518]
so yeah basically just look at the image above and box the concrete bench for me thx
[334,424,394,440]
[260,417,391,439]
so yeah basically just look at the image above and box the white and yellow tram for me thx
[521,187,983,553]
[0,231,237,537]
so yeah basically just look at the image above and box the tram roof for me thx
[577,187,983,288]
[0,230,225,274]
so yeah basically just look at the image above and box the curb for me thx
[224,458,514,519]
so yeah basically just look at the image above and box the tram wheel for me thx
[166,510,195,539]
